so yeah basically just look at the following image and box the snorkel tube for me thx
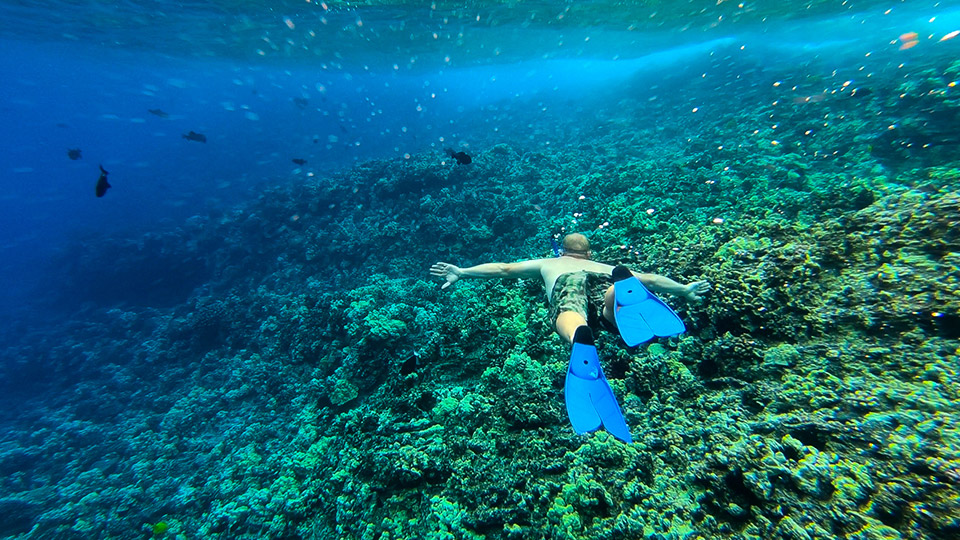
[550,236,561,257]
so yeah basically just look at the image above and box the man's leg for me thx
[602,285,617,327]
[556,311,588,345]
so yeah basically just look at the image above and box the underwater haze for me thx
[1,0,960,538]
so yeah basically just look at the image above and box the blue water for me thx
[3,1,958,319]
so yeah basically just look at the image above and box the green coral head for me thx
[151,521,169,536]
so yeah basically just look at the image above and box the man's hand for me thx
[430,262,462,290]
[683,280,711,302]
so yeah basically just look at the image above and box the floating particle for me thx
[899,31,919,42]
[646,208,656,215]
[900,40,919,50]
[578,195,585,200]
[284,17,295,30]
[712,217,725,224]
[941,30,960,42]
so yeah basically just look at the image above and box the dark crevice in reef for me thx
[787,425,830,452]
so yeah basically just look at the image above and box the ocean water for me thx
[1,1,959,538]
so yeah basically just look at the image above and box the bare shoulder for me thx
[503,258,550,278]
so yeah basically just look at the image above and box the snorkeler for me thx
[430,233,710,443]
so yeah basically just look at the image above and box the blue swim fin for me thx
[612,265,685,347]
[564,326,632,443]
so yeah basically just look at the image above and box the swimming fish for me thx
[293,97,308,109]
[148,109,169,118]
[95,165,110,197]
[292,158,307,165]
[67,148,82,160]
[182,131,207,143]
[446,148,472,165]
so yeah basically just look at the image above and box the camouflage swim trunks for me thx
[547,271,613,329]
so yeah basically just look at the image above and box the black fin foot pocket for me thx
[612,265,632,282]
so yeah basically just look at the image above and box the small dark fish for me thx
[293,97,308,109]
[148,108,169,118]
[182,131,207,143]
[846,87,872,99]
[446,148,472,165]
[292,158,307,165]
[67,148,82,160]
[95,165,110,198]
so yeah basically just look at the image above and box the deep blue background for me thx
[1,3,958,317]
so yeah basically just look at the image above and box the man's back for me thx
[537,257,617,301]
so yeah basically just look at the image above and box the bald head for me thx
[562,233,591,258]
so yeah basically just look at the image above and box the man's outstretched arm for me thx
[430,260,543,290]
[635,272,711,302]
